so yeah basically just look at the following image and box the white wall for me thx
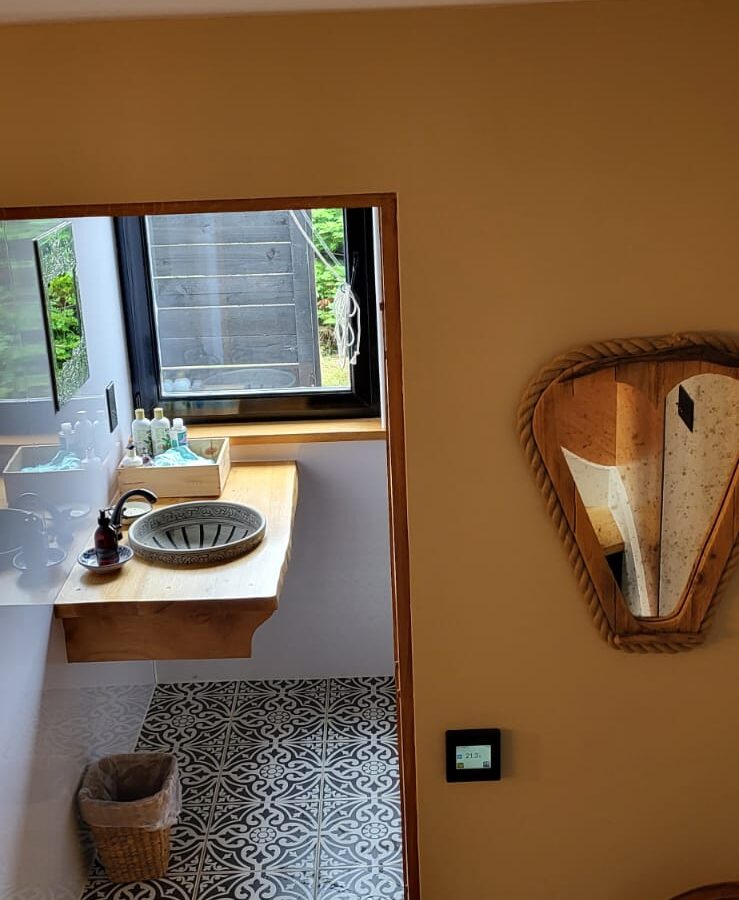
[155,439,395,682]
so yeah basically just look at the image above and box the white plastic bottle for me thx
[58,422,74,453]
[132,408,153,457]
[120,446,143,468]
[74,411,94,454]
[150,408,172,456]
[81,448,102,469]
[170,417,188,447]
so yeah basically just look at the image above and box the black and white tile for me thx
[203,800,320,872]
[317,867,404,900]
[319,798,403,869]
[82,677,402,900]
[197,870,314,900]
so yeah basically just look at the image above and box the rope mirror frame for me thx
[518,331,739,653]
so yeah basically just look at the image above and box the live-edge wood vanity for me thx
[54,461,298,662]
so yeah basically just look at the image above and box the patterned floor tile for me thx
[168,805,211,873]
[237,679,328,706]
[317,866,404,900]
[152,682,239,702]
[326,678,397,743]
[203,801,320,872]
[230,698,326,746]
[328,677,395,705]
[196,870,314,900]
[323,738,400,801]
[137,694,232,748]
[81,874,197,900]
[217,742,323,804]
[81,677,403,900]
[319,797,403,868]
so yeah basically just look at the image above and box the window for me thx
[116,206,381,423]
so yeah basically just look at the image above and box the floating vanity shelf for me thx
[54,462,298,662]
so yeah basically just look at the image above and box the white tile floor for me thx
[82,678,403,900]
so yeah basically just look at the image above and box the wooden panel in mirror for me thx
[519,333,739,652]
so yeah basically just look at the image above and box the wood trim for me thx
[188,418,386,446]
[670,884,739,900]
[380,196,420,900]
[0,192,396,221]
[1,191,420,900]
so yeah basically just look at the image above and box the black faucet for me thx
[107,489,158,535]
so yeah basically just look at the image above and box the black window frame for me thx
[115,206,381,424]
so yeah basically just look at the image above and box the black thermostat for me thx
[445,729,501,782]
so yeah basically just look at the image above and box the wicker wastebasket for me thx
[78,753,180,883]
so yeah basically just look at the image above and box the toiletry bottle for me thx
[81,448,102,469]
[150,408,171,456]
[58,422,74,453]
[94,510,119,565]
[74,411,94,454]
[120,445,144,467]
[132,408,153,457]
[170,417,188,447]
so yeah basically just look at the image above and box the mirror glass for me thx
[543,361,739,618]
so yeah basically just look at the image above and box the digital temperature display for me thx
[455,744,492,770]
[445,729,501,782]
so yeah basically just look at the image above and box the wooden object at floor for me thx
[671,884,739,899]
[519,332,739,653]
[55,461,298,662]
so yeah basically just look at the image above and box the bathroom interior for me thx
[0,208,403,900]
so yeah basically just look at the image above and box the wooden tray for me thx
[117,437,230,498]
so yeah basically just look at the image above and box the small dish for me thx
[13,546,67,572]
[121,500,153,526]
[77,545,134,573]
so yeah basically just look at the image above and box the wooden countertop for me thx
[54,461,298,620]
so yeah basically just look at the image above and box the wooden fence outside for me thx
[146,211,322,392]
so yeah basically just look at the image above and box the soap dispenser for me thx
[94,509,119,566]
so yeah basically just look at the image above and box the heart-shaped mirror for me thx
[519,333,739,652]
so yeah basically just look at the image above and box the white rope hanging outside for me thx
[289,211,361,368]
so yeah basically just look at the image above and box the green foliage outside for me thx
[312,209,346,358]
[47,271,83,364]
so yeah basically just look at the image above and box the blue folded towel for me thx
[152,446,215,467]
[21,451,82,472]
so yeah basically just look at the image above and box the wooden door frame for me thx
[0,193,420,900]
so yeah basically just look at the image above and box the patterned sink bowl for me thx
[128,501,266,566]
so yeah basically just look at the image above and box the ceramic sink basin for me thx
[128,501,266,566]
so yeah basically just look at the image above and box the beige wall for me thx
[2,1,739,897]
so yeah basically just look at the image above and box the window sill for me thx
[188,418,386,446]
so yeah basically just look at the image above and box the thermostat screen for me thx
[455,744,492,770]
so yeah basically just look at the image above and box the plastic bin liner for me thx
[78,753,181,831]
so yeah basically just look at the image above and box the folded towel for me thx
[152,446,215,467]
[21,451,82,472]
